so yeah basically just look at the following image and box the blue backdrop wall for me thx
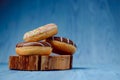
[0,0,120,67]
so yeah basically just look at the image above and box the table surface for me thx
[0,63,120,80]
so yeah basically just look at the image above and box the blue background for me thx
[0,0,120,80]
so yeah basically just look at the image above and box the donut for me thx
[16,42,52,56]
[23,23,58,42]
[46,36,77,55]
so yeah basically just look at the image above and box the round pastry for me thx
[46,36,77,55]
[23,23,58,42]
[16,42,52,56]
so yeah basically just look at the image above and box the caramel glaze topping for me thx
[16,42,51,47]
[47,36,77,47]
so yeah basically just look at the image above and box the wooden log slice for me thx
[9,55,72,71]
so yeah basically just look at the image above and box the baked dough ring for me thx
[23,23,58,42]
[16,42,52,56]
[46,36,77,55]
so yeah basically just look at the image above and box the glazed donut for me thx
[46,36,77,55]
[16,42,52,56]
[23,23,58,42]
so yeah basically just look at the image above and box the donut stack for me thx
[16,23,77,56]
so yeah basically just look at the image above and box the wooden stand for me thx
[9,55,72,71]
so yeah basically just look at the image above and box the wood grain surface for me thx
[9,55,72,71]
